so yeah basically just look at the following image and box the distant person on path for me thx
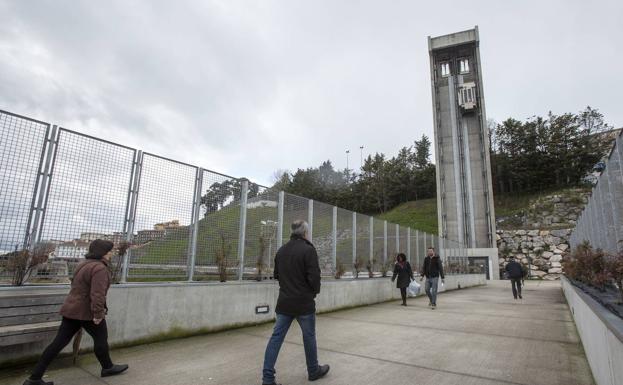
[420,247,444,309]
[505,256,524,300]
[23,240,128,385]
[391,253,414,306]
[261,220,330,385]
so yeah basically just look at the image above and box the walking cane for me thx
[72,328,83,365]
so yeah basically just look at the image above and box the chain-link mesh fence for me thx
[193,170,242,281]
[570,130,623,254]
[128,153,196,279]
[243,186,278,280]
[0,111,49,283]
[312,200,334,275]
[0,108,473,284]
[39,129,136,280]
[355,213,371,277]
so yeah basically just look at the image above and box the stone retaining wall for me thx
[496,228,571,280]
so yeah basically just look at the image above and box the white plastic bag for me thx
[408,280,421,297]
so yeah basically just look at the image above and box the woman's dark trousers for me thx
[30,317,113,380]
[400,287,407,304]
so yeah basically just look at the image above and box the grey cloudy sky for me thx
[1,0,622,186]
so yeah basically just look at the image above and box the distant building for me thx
[135,229,165,244]
[153,220,180,231]
[80,232,107,242]
[52,240,90,260]
[247,197,278,209]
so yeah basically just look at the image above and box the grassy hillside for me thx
[377,187,591,234]
[377,198,439,235]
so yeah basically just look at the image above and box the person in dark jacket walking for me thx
[261,220,330,385]
[505,256,524,299]
[391,253,414,306]
[23,240,128,385]
[420,247,444,309]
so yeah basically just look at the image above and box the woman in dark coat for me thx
[23,240,128,385]
[391,253,414,306]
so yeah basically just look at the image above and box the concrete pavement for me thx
[0,280,594,385]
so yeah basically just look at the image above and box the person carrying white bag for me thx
[408,279,421,297]
[391,253,414,306]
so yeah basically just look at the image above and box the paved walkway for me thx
[1,281,594,385]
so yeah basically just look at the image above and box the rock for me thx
[496,234,501,241]
[533,241,545,248]
[531,270,547,278]
[528,230,539,236]
[529,264,539,270]
[521,258,529,265]
[533,247,544,253]
[550,255,563,263]
[551,262,562,268]
[551,229,571,238]
[539,230,550,237]
[558,244,569,252]
[533,258,546,266]
[543,274,561,281]
[545,236,562,246]
[552,196,561,203]
[517,230,527,236]
[548,267,563,274]
[542,251,554,259]
[553,249,563,254]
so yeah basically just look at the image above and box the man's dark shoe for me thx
[23,379,53,385]
[262,383,282,385]
[101,364,129,377]
[308,364,330,381]
[518,294,523,299]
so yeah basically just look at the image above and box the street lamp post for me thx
[359,146,364,169]
[346,150,350,171]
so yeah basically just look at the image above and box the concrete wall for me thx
[562,277,623,385]
[1,274,485,366]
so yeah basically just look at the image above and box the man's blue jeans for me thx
[262,312,319,384]
[425,277,439,305]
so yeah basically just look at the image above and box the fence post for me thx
[187,168,203,281]
[383,220,388,264]
[332,206,337,272]
[122,150,143,283]
[395,224,400,253]
[29,125,59,247]
[352,212,357,265]
[308,199,314,242]
[415,230,419,269]
[407,228,411,264]
[277,191,284,249]
[237,179,249,281]
[369,217,374,264]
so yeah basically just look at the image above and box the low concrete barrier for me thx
[562,276,623,385]
[0,274,484,366]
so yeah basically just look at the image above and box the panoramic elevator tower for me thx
[428,26,499,279]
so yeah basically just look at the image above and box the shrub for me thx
[605,251,623,304]
[334,263,346,279]
[6,242,55,286]
[366,259,375,278]
[353,257,363,279]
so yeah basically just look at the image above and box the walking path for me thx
[0,280,594,385]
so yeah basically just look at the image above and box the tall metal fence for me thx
[0,109,469,284]
[570,129,623,254]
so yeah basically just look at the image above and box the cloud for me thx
[0,0,621,190]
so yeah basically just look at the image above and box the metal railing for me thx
[0,109,470,284]
[570,129,623,255]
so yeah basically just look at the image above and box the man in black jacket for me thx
[420,247,444,309]
[261,220,330,385]
[505,256,524,299]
